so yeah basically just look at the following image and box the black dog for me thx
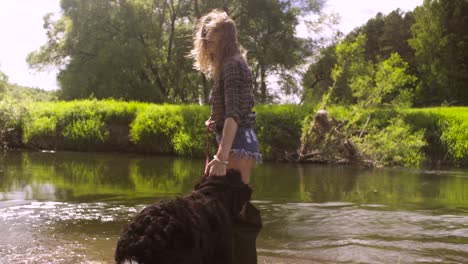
[115,169,261,264]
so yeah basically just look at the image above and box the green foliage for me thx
[0,98,25,130]
[307,9,417,106]
[176,105,211,156]
[0,99,466,166]
[62,117,110,150]
[22,99,147,150]
[6,83,57,102]
[404,107,468,165]
[28,0,327,104]
[0,69,57,102]
[317,34,418,165]
[307,2,468,107]
[302,45,337,104]
[326,34,417,111]
[440,119,468,162]
[0,70,8,98]
[255,104,314,161]
[0,98,27,149]
[130,105,209,156]
[328,33,369,105]
[373,53,416,107]
[234,0,326,102]
[23,116,57,148]
[301,104,467,167]
[352,118,427,167]
[130,105,184,154]
[409,0,468,106]
[130,103,314,159]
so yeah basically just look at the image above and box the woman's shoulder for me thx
[221,56,249,76]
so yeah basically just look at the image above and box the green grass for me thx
[0,99,466,166]
[130,104,209,156]
[22,99,149,151]
[256,103,315,160]
[404,107,468,165]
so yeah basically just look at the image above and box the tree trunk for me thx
[167,0,176,63]
[202,74,210,104]
[260,64,267,103]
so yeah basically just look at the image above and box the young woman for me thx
[189,9,261,185]
[189,9,262,263]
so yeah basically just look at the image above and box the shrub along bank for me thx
[0,99,466,167]
[7,99,311,161]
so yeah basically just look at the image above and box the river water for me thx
[1,151,467,263]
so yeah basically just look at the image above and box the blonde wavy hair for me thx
[189,9,247,79]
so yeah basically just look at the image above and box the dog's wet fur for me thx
[115,170,252,264]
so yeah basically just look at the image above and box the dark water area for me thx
[1,151,468,263]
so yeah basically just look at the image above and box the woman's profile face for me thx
[204,30,222,57]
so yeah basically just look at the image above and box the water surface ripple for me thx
[1,151,467,263]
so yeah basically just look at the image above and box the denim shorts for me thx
[216,127,262,164]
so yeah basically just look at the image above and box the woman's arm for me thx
[208,60,242,176]
[207,117,237,176]
[219,60,243,160]
[216,117,238,161]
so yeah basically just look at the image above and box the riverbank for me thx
[0,99,466,167]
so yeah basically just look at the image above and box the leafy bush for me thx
[62,116,109,150]
[404,107,468,166]
[352,118,427,167]
[175,105,210,157]
[130,105,184,154]
[440,119,468,163]
[256,104,314,161]
[0,98,465,166]
[22,99,146,150]
[23,116,57,148]
[438,109,468,165]
[0,99,27,148]
[130,104,210,156]
[0,99,25,130]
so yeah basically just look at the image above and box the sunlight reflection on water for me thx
[1,152,468,263]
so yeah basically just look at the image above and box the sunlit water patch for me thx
[1,151,468,263]
[0,200,147,263]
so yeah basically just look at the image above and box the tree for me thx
[329,34,370,105]
[321,34,417,110]
[362,12,385,61]
[300,35,418,166]
[194,0,328,103]
[0,70,8,98]
[302,44,336,104]
[304,9,419,105]
[409,0,468,106]
[28,0,206,103]
[28,0,328,103]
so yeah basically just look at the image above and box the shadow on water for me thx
[1,151,468,263]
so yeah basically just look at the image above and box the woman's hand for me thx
[206,159,227,176]
[205,117,215,132]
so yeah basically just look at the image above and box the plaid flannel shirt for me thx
[210,59,256,133]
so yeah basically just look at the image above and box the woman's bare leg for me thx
[228,156,261,264]
[227,156,256,184]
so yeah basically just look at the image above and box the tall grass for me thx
[130,104,209,156]
[255,104,315,160]
[0,99,466,166]
[0,99,27,149]
[23,99,148,151]
[404,107,468,166]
